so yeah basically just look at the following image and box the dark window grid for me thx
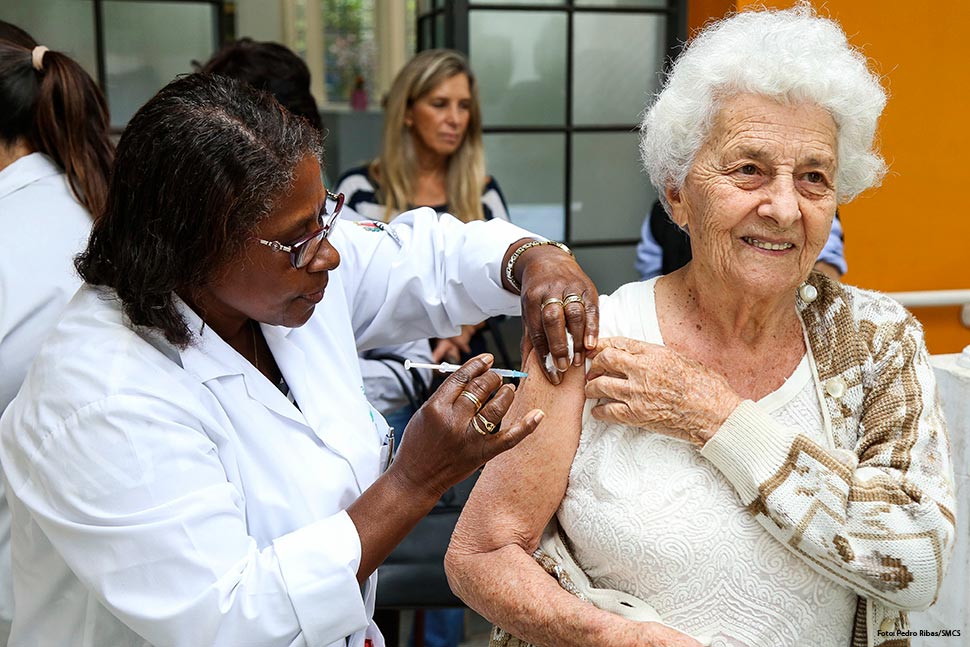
[420,1,687,247]
[92,0,228,120]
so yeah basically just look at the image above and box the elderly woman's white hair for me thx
[641,1,887,212]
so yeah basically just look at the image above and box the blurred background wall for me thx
[4,0,966,353]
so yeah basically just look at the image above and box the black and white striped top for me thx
[335,164,510,223]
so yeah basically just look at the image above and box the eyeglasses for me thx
[256,190,345,269]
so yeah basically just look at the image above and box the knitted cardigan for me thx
[490,273,956,647]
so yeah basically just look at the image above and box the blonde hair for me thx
[371,49,486,222]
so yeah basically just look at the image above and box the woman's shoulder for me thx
[336,164,386,221]
[807,274,925,362]
[335,164,377,193]
[598,279,660,341]
[480,174,510,221]
[814,275,915,329]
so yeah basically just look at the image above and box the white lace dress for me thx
[559,279,856,647]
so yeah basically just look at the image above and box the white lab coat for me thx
[0,208,529,647]
[0,152,92,628]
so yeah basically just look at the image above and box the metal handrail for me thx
[885,289,970,328]
[885,289,970,308]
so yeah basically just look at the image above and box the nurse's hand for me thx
[504,240,599,385]
[394,353,544,500]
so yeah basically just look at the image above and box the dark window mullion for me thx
[93,0,107,93]
[563,5,574,245]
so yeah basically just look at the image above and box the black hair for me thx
[197,38,324,132]
[0,20,114,217]
[75,73,322,347]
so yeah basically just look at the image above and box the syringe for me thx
[404,359,528,379]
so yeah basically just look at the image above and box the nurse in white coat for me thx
[0,23,114,642]
[0,74,598,646]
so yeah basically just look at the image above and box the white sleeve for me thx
[332,207,533,350]
[11,394,368,647]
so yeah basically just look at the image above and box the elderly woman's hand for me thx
[392,353,545,500]
[585,337,742,446]
[505,241,599,384]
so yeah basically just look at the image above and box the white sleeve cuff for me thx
[700,400,800,504]
[273,510,367,646]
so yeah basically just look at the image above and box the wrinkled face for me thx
[406,72,472,159]
[203,154,341,330]
[668,93,838,298]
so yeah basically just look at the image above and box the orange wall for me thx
[688,0,970,353]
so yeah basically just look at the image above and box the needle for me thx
[404,359,528,379]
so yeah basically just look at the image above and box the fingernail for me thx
[482,353,494,365]
[556,357,568,372]
[547,369,561,385]
[586,335,595,349]
[572,353,583,367]
[531,410,545,424]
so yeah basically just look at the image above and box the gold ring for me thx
[476,413,497,434]
[471,416,488,435]
[541,297,564,310]
[460,391,483,410]
[563,294,584,306]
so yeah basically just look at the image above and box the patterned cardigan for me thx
[491,273,956,647]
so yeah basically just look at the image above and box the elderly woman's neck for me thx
[0,138,34,173]
[673,267,801,347]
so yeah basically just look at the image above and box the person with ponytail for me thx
[0,21,113,643]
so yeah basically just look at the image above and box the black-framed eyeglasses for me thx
[256,190,345,269]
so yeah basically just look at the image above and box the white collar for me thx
[0,152,63,201]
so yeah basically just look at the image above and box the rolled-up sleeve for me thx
[333,208,533,350]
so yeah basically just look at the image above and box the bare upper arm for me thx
[452,351,586,555]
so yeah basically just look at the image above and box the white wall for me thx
[234,0,284,43]
[911,351,970,644]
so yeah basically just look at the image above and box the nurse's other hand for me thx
[513,244,599,384]
[585,337,741,447]
[396,353,544,499]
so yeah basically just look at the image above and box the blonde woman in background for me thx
[336,48,510,647]
[337,49,511,435]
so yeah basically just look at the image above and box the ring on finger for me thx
[475,413,497,434]
[562,294,584,306]
[541,297,564,310]
[471,416,488,435]
[460,390,483,411]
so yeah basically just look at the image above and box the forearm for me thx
[447,542,638,647]
[702,400,955,609]
[347,463,440,584]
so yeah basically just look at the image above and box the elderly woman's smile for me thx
[669,93,838,297]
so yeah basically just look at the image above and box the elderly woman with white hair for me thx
[445,5,956,647]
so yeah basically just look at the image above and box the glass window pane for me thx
[322,0,377,106]
[576,0,667,7]
[419,16,433,50]
[434,13,445,47]
[573,245,640,295]
[102,1,218,127]
[570,132,655,242]
[484,134,565,241]
[475,0,565,4]
[471,11,566,127]
[573,12,665,125]
[2,0,97,81]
